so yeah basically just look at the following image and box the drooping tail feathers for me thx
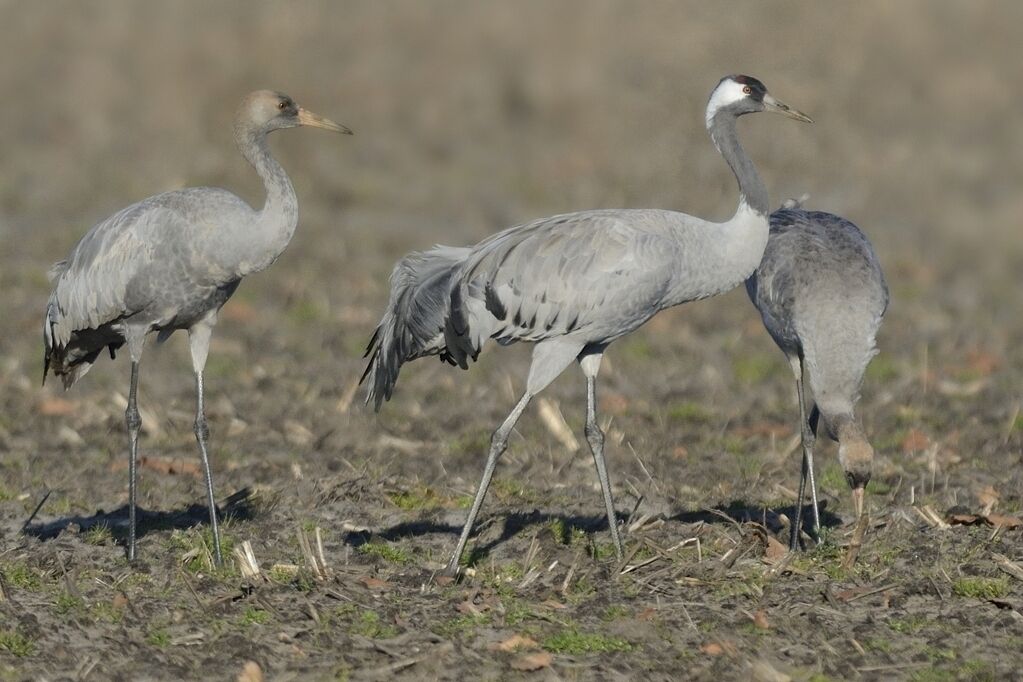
[361,245,470,410]
[42,259,123,390]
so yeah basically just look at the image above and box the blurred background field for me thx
[1,2,1021,679]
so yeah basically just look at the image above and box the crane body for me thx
[365,76,812,575]
[43,91,351,563]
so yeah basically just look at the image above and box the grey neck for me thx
[237,128,298,223]
[708,112,768,216]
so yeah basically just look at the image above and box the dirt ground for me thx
[2,2,1022,680]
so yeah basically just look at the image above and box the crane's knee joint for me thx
[584,421,604,450]
[194,415,210,442]
[125,406,142,432]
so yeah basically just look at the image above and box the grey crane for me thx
[363,75,812,575]
[43,90,351,564]
[745,198,888,550]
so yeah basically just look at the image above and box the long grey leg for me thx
[189,321,222,566]
[444,391,532,576]
[789,355,819,550]
[126,360,142,562]
[806,403,821,533]
[580,353,624,560]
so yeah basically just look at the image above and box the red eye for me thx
[742,85,752,95]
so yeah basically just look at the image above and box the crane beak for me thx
[851,485,865,519]
[763,94,813,123]
[297,108,354,135]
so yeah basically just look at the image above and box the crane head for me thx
[706,75,813,127]
[236,90,353,136]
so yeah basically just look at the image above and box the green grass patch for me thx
[866,355,899,382]
[358,541,414,565]
[387,486,453,511]
[145,629,171,648]
[168,527,236,576]
[952,576,1010,599]
[434,612,491,639]
[1,562,43,591]
[542,629,632,654]
[351,610,399,639]
[54,592,86,615]
[0,630,35,657]
[818,462,846,493]
[733,353,779,384]
[83,524,114,546]
[239,607,271,626]
[888,615,929,634]
[666,401,711,424]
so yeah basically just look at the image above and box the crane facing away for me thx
[43,90,351,564]
[746,198,888,549]
[364,75,812,575]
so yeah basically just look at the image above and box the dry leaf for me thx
[636,607,657,621]
[112,592,129,611]
[985,513,1023,530]
[510,651,553,671]
[764,536,788,562]
[701,642,725,656]
[433,575,455,587]
[672,445,689,460]
[358,576,390,590]
[38,397,76,416]
[237,661,263,682]
[489,634,539,653]
[752,610,771,630]
[540,599,566,610]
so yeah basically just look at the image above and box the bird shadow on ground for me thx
[347,499,844,559]
[21,488,255,549]
[671,498,844,537]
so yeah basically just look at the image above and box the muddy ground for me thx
[1,2,1022,680]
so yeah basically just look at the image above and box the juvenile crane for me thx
[746,199,888,549]
[364,75,812,574]
[43,91,351,564]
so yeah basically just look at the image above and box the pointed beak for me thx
[297,107,353,135]
[763,93,813,123]
[851,486,865,519]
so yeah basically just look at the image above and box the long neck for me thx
[708,112,768,216]
[239,130,298,223]
[233,128,299,274]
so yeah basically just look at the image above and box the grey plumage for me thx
[43,90,351,563]
[364,75,813,575]
[746,200,888,547]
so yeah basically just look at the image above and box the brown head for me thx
[234,90,352,141]
[836,423,873,518]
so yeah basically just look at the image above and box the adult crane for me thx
[44,90,351,564]
[364,75,812,575]
[746,198,888,549]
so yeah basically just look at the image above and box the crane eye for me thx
[278,100,289,111]
[742,85,752,95]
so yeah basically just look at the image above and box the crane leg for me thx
[444,391,532,577]
[125,360,142,562]
[789,356,820,550]
[443,339,582,577]
[580,352,624,560]
[807,404,821,533]
[189,323,223,567]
